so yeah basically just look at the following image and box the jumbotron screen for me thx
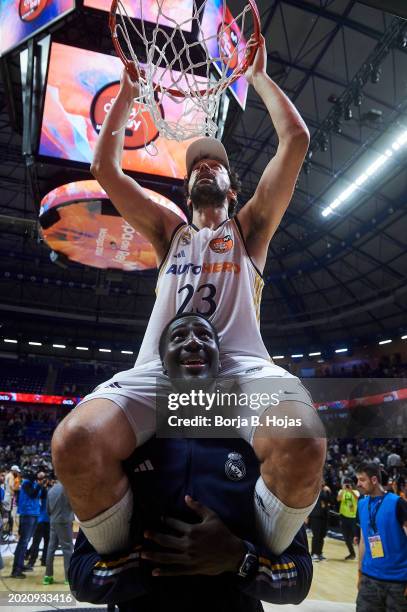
[84,0,194,31]
[0,0,75,57]
[38,42,206,179]
[199,0,249,109]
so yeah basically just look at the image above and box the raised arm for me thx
[90,67,183,264]
[237,36,310,272]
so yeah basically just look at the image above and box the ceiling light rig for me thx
[306,18,407,166]
[322,128,407,217]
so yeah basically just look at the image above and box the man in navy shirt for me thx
[69,313,312,611]
[356,462,407,612]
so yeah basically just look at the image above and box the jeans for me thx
[27,521,50,565]
[12,515,38,574]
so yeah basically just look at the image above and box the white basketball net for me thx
[113,0,252,142]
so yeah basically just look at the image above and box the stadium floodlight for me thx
[53,344,66,348]
[378,339,392,345]
[4,338,17,343]
[76,346,89,351]
[309,352,321,356]
[28,341,42,346]
[335,348,348,353]
[272,355,285,360]
[322,128,407,218]
[291,354,303,358]
[99,348,112,353]
[121,350,134,355]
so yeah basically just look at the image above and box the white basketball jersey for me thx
[136,218,270,365]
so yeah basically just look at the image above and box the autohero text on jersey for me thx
[166,262,241,275]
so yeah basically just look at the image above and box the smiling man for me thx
[69,313,313,612]
[52,37,325,560]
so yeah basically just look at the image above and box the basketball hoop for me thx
[109,0,261,142]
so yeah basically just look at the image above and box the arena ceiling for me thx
[0,0,406,358]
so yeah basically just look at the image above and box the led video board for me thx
[39,180,186,271]
[38,42,207,179]
[0,0,75,57]
[199,0,249,109]
[84,0,194,31]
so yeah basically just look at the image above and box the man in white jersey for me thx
[52,36,326,559]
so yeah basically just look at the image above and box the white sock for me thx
[254,476,317,555]
[78,487,133,555]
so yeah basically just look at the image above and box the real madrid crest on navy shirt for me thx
[225,452,246,481]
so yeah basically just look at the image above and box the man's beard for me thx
[190,179,228,210]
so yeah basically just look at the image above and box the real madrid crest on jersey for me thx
[225,452,246,481]
[180,227,193,246]
[209,234,233,254]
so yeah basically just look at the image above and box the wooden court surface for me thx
[0,536,358,611]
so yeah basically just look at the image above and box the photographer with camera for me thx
[25,475,52,571]
[337,477,360,561]
[10,469,46,578]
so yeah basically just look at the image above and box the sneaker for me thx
[345,554,356,560]
[311,554,320,562]
[43,576,54,585]
[23,565,34,571]
[40,561,46,566]
[318,555,327,561]
[10,572,26,579]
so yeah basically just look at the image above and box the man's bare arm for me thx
[91,68,182,264]
[237,36,309,272]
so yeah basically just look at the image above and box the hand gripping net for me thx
[110,0,260,142]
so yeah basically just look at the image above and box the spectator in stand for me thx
[3,465,20,537]
[387,447,402,476]
[356,462,407,612]
[25,474,51,570]
[10,469,44,578]
[43,479,74,585]
[308,480,332,562]
[337,477,360,560]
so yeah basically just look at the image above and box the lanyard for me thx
[368,494,385,534]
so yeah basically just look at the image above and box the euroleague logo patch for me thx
[209,234,233,254]
[225,453,246,481]
[19,0,48,21]
[90,82,163,150]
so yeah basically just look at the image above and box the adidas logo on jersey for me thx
[133,460,154,473]
[174,250,186,258]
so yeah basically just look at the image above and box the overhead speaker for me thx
[358,1,407,19]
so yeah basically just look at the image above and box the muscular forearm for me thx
[252,73,309,144]
[91,89,134,175]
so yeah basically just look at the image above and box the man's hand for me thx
[141,495,246,576]
[245,34,267,86]
[119,64,140,101]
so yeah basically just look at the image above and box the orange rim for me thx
[109,0,261,98]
